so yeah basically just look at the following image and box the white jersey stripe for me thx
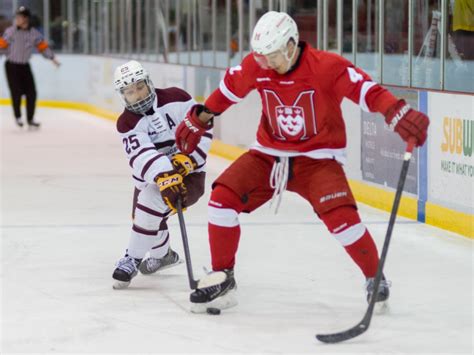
[359,81,377,112]
[219,80,244,103]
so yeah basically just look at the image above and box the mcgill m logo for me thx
[262,89,317,141]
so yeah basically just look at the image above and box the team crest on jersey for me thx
[276,106,304,137]
[263,89,317,141]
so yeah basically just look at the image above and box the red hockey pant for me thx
[208,150,379,278]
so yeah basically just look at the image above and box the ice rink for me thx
[1,106,472,354]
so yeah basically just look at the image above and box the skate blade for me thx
[190,289,238,314]
[156,258,184,272]
[139,259,184,275]
[113,280,131,289]
[374,300,389,314]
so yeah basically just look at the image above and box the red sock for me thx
[321,206,379,278]
[209,223,240,271]
[208,185,244,271]
[343,229,379,278]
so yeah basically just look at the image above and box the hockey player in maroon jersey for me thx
[175,12,429,311]
[112,60,212,289]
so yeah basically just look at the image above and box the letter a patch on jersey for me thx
[263,89,317,141]
[166,113,176,130]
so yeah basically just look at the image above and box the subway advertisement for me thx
[428,92,473,212]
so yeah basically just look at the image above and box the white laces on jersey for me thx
[269,156,289,214]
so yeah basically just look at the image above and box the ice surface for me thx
[1,107,472,354]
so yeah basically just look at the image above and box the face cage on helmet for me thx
[118,78,156,114]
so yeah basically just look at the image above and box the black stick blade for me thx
[316,320,369,343]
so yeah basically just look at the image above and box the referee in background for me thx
[0,6,60,128]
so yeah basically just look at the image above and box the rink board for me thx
[0,54,472,238]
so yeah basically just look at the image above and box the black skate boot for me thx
[27,120,41,129]
[14,117,24,127]
[365,274,391,303]
[112,255,142,289]
[190,269,237,313]
[138,248,182,275]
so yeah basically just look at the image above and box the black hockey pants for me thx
[5,61,37,122]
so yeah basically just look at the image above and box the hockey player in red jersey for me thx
[175,12,429,311]
[112,60,212,289]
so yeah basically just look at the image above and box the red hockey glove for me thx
[175,104,212,154]
[384,99,429,147]
[155,169,187,214]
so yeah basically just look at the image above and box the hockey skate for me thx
[190,269,237,313]
[112,255,142,289]
[365,274,391,313]
[14,117,24,127]
[27,120,41,129]
[138,248,183,275]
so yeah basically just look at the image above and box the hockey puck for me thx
[206,307,221,315]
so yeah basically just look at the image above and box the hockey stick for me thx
[316,138,416,344]
[176,199,198,290]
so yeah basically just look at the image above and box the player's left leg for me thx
[289,157,390,303]
[320,206,390,303]
[137,218,182,275]
[113,184,175,289]
[138,172,206,277]
[5,61,23,126]
[24,64,39,128]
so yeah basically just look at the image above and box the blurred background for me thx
[0,1,473,238]
[1,0,472,92]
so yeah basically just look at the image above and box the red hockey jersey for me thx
[205,42,398,162]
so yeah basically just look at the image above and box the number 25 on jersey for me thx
[123,134,140,154]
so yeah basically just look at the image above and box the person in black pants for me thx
[0,6,60,128]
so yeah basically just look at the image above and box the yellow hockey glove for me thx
[156,170,187,213]
[171,153,197,177]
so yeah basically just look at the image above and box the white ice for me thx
[1,107,472,354]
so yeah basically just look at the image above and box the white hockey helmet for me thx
[114,60,156,114]
[251,11,299,70]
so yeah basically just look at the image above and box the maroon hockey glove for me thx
[385,99,429,147]
[176,104,212,154]
[155,169,187,214]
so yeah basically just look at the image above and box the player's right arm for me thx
[175,54,257,153]
[204,54,257,115]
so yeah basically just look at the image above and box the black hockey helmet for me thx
[16,6,31,18]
